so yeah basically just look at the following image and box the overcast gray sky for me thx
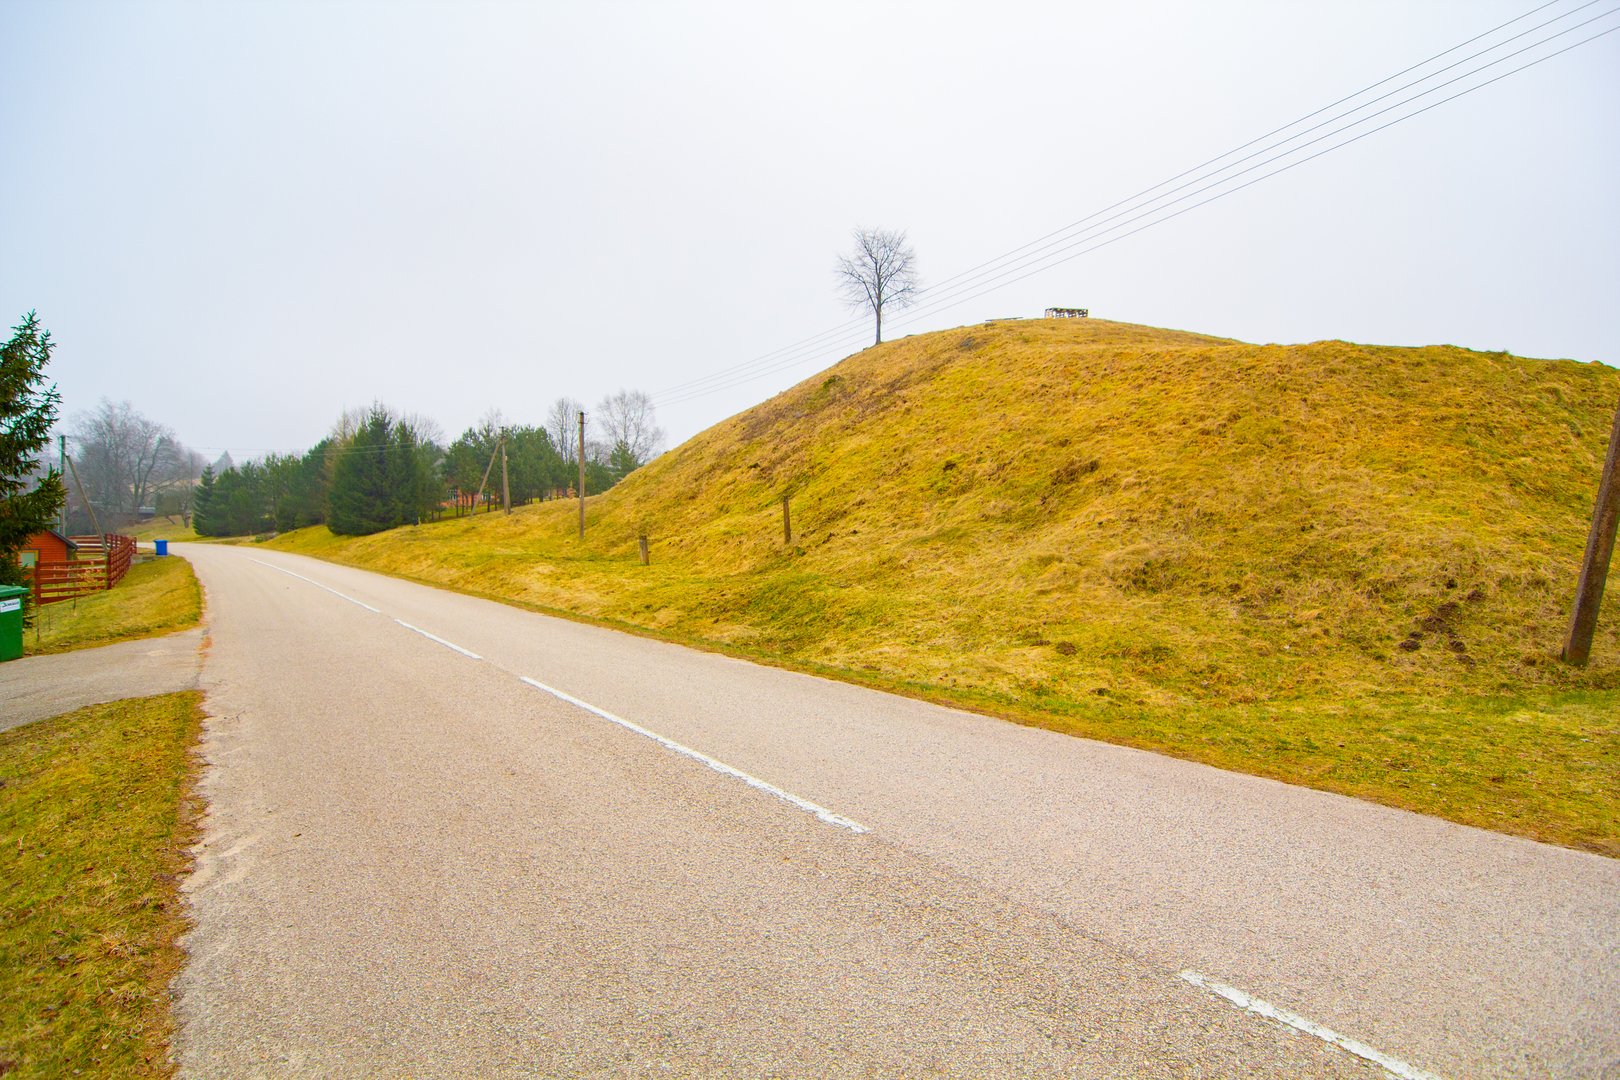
[3,0,1616,459]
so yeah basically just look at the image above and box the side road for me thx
[0,628,205,734]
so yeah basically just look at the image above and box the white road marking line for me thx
[1178,971,1444,1080]
[520,676,868,835]
[393,619,482,660]
[256,555,861,831]
[252,560,382,613]
[254,559,482,660]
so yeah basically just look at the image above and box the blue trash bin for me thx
[155,539,169,557]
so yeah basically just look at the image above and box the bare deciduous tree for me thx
[835,227,920,346]
[595,389,665,471]
[71,399,185,526]
[548,397,584,465]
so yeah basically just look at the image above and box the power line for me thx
[653,1,1615,408]
[862,2,1620,331]
[873,7,1620,329]
[651,1,1580,404]
[657,4,1616,405]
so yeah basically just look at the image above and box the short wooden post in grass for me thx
[638,535,649,565]
[1562,392,1620,665]
[782,495,792,545]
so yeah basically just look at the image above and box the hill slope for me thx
[272,319,1620,851]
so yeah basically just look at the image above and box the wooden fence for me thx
[28,534,136,606]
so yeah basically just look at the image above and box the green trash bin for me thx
[0,584,26,663]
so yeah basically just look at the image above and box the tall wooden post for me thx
[65,455,102,539]
[782,494,792,544]
[500,437,511,515]
[638,535,649,565]
[577,411,587,540]
[59,435,68,536]
[1562,393,1620,665]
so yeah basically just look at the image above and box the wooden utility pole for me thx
[65,455,103,538]
[472,438,502,515]
[638,534,649,565]
[500,436,511,515]
[1562,392,1620,665]
[782,494,792,544]
[59,435,68,535]
[577,411,587,540]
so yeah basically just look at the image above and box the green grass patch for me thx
[267,319,1620,855]
[26,556,202,656]
[0,692,205,1077]
[121,520,198,543]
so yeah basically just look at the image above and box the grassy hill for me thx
[271,319,1620,853]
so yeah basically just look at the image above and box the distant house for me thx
[17,530,77,570]
[1045,307,1089,319]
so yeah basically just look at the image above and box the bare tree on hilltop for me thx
[835,227,919,346]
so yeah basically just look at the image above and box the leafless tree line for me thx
[66,398,208,530]
[547,390,665,469]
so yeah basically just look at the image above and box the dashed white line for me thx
[255,560,482,658]
[393,619,482,660]
[520,675,868,834]
[253,556,864,834]
[252,560,381,612]
[1178,971,1444,1080]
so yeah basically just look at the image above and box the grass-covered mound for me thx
[272,319,1620,853]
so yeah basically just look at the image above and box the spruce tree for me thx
[192,465,218,536]
[328,407,396,536]
[1,312,67,603]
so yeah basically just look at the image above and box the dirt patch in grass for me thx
[0,692,206,1077]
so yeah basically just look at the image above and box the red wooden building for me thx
[18,530,135,606]
[18,530,77,568]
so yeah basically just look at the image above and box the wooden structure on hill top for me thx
[1045,307,1089,319]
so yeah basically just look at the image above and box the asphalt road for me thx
[173,544,1619,1078]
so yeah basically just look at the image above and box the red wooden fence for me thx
[28,533,136,606]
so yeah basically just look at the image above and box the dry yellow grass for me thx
[0,692,205,1077]
[272,319,1620,853]
[25,555,202,656]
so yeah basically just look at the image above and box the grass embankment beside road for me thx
[270,319,1620,855]
[0,692,205,1078]
[122,520,198,543]
[25,555,202,656]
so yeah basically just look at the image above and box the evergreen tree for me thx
[191,465,218,536]
[221,462,271,535]
[1,312,67,609]
[584,456,615,496]
[293,439,332,527]
[606,440,639,484]
[328,407,397,536]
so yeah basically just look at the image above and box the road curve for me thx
[172,543,1619,1078]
